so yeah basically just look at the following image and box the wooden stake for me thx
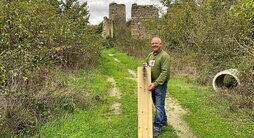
[137,67,152,138]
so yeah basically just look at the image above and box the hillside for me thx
[31,49,253,137]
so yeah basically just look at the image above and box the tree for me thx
[60,0,89,23]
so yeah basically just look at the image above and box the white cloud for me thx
[79,0,166,25]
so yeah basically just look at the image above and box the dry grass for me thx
[0,68,89,136]
[217,79,254,110]
[169,54,197,76]
[115,38,151,59]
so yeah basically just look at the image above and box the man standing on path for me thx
[145,37,171,137]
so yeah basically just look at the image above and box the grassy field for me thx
[32,49,253,138]
[33,49,177,137]
[168,75,254,138]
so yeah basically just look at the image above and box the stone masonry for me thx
[109,3,126,37]
[102,3,158,39]
[131,4,159,39]
[102,17,113,38]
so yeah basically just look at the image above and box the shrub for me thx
[156,0,254,108]
[115,38,151,59]
[0,0,105,136]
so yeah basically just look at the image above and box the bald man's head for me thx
[151,37,162,53]
[152,37,162,44]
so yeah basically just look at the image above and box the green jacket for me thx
[146,50,170,86]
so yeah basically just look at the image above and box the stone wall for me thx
[101,17,114,38]
[109,3,126,37]
[131,4,158,39]
[101,3,158,39]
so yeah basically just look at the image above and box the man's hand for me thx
[143,63,148,68]
[148,83,156,91]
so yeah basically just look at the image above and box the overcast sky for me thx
[78,0,167,25]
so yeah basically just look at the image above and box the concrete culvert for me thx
[212,69,240,92]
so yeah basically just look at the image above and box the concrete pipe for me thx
[212,69,240,92]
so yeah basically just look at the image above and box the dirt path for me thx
[107,76,122,116]
[107,54,122,116]
[108,52,196,137]
[126,69,197,138]
[165,96,197,138]
[128,69,136,78]
[108,53,120,62]
[124,69,137,82]
[107,77,121,98]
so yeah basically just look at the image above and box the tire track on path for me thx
[125,69,197,138]
[107,53,122,116]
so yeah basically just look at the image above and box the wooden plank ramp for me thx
[137,67,152,138]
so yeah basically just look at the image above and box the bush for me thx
[155,0,254,81]
[115,38,151,59]
[0,0,105,136]
[156,0,254,108]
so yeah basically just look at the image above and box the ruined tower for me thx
[109,3,126,37]
[101,17,114,38]
[131,4,159,39]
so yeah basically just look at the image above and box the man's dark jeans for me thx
[152,85,167,128]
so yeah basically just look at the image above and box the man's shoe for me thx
[153,127,161,138]
[162,120,168,126]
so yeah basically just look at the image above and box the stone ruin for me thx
[131,4,159,39]
[102,3,126,38]
[101,3,158,39]
[109,3,126,36]
[101,17,114,38]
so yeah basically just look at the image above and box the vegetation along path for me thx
[35,49,253,138]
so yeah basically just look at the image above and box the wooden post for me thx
[137,67,152,138]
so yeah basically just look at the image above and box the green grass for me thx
[34,48,177,137]
[168,75,254,137]
[33,48,253,138]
